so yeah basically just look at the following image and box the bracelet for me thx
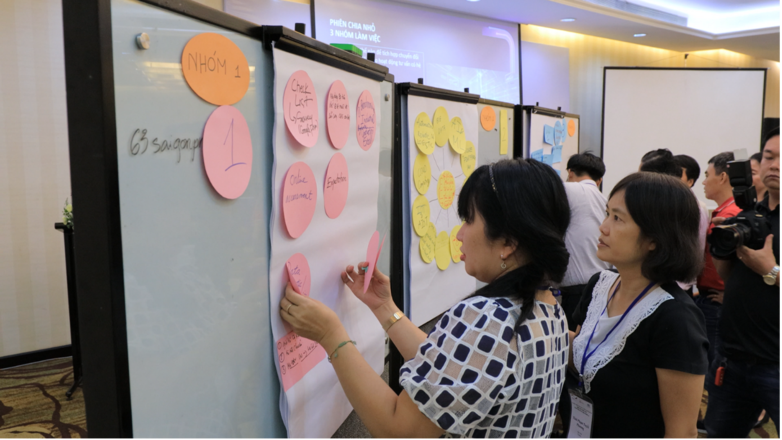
[383,311,405,332]
[328,340,356,363]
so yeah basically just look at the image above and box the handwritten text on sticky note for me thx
[277,331,326,392]
[326,80,350,149]
[283,70,319,148]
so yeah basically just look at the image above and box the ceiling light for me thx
[467,0,480,2]
[634,33,647,37]
[561,18,576,22]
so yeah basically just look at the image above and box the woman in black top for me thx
[570,172,708,438]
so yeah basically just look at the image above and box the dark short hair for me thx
[674,155,700,185]
[762,127,780,151]
[708,152,734,176]
[566,152,605,180]
[750,152,763,163]
[458,159,570,326]
[609,172,702,284]
[639,149,680,177]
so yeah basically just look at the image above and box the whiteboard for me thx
[602,68,766,209]
[111,0,284,436]
[522,108,580,181]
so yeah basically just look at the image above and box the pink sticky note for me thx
[324,153,349,219]
[364,231,380,294]
[356,90,376,151]
[203,105,253,199]
[276,331,327,392]
[282,162,317,238]
[285,253,311,296]
[283,70,319,148]
[326,80,350,149]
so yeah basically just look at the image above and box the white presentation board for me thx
[602,67,766,209]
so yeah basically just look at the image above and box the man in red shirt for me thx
[697,152,742,364]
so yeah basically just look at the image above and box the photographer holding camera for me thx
[703,128,780,437]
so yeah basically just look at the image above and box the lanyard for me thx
[578,280,657,385]
[713,200,735,217]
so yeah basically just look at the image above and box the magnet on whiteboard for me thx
[135,33,150,50]
[384,94,390,101]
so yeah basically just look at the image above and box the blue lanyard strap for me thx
[579,280,657,382]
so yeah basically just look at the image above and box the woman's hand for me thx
[341,263,393,312]
[280,283,347,347]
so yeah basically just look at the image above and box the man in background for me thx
[560,152,611,330]
[697,152,741,365]
[640,149,709,295]
[675,154,701,188]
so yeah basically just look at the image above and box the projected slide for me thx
[314,0,520,104]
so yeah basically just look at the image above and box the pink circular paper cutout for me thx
[282,162,317,238]
[285,253,311,296]
[326,80,350,149]
[324,153,349,219]
[283,70,319,148]
[356,90,376,151]
[203,105,253,199]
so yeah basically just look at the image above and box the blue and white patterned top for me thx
[400,296,569,438]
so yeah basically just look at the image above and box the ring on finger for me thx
[286,303,294,314]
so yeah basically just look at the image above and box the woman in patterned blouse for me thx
[280,159,571,437]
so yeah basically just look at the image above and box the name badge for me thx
[567,388,594,438]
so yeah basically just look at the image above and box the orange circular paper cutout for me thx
[480,106,496,131]
[568,119,576,137]
[182,33,250,106]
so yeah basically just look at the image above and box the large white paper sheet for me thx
[270,47,385,438]
[407,96,479,326]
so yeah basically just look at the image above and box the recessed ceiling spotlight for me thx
[634,33,647,37]
[561,18,576,22]
[467,0,480,2]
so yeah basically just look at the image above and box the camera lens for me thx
[709,224,750,258]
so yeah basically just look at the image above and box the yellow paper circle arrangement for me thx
[412,106,477,271]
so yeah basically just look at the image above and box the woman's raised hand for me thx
[341,262,393,312]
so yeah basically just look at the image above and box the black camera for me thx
[709,160,773,259]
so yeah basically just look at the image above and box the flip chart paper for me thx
[480,106,496,131]
[356,90,376,151]
[283,70,319,148]
[449,117,466,154]
[414,112,435,155]
[568,119,576,137]
[450,224,463,263]
[419,223,436,263]
[282,162,317,238]
[461,141,476,179]
[276,331,327,392]
[324,153,349,219]
[203,105,253,199]
[500,109,508,155]
[552,145,563,163]
[412,194,431,237]
[433,106,450,147]
[435,231,451,270]
[364,231,379,294]
[181,33,250,105]
[406,95,478,326]
[543,125,555,145]
[326,80,350,149]
[271,48,383,438]
[531,148,544,162]
[285,253,311,296]
[437,170,456,209]
[413,153,431,194]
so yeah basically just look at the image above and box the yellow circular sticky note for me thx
[449,117,466,154]
[414,112,435,155]
[461,141,476,179]
[412,195,431,237]
[433,107,450,147]
[435,231,451,270]
[419,223,436,263]
[413,153,432,195]
[437,170,456,209]
[450,224,463,263]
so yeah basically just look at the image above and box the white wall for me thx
[0,0,72,357]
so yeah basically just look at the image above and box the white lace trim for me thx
[572,271,673,393]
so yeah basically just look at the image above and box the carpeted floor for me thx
[0,358,87,438]
[0,357,777,438]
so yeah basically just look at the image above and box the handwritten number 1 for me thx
[235,65,240,78]
[224,118,246,171]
